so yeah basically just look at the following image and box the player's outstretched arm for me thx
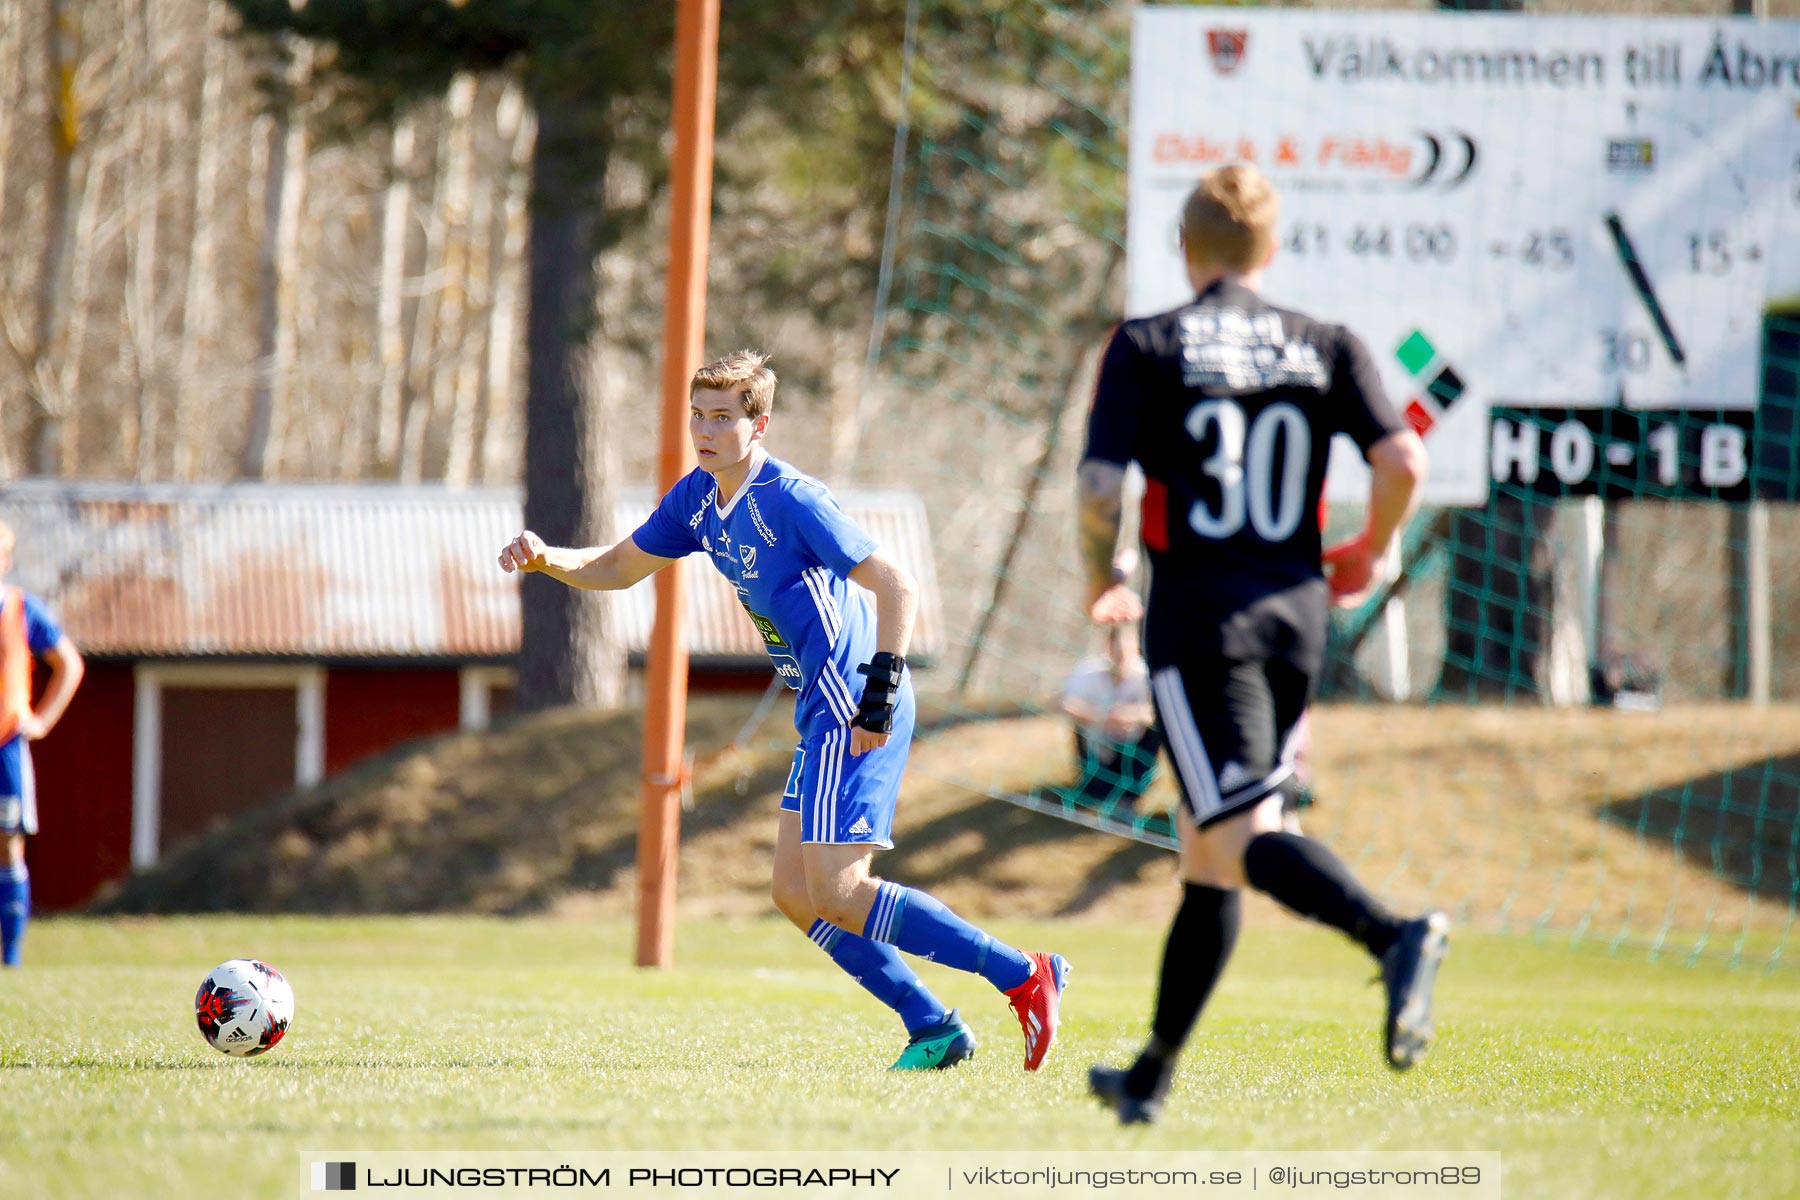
[1324,430,1427,606]
[497,531,673,591]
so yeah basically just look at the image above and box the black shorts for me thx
[1146,582,1326,829]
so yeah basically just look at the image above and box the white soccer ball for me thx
[194,958,295,1057]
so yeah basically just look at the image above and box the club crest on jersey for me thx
[1206,29,1248,74]
[739,544,758,571]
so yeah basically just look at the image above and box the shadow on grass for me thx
[1599,751,1800,902]
[880,777,1168,918]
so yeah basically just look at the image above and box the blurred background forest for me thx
[0,0,1113,487]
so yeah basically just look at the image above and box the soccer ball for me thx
[194,959,295,1057]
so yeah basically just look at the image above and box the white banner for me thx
[1129,9,1800,503]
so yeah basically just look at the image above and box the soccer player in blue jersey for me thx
[499,350,1070,1071]
[0,521,86,967]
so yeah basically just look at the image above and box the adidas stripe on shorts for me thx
[779,681,916,846]
[0,737,38,836]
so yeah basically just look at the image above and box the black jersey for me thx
[1084,280,1405,619]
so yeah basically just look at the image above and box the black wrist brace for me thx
[852,652,907,734]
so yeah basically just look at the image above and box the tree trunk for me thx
[0,0,15,477]
[242,39,311,479]
[174,1,229,481]
[480,84,534,485]
[0,0,19,275]
[124,0,164,479]
[432,73,479,486]
[443,163,493,487]
[52,148,115,474]
[398,102,450,484]
[21,0,80,476]
[515,99,623,714]
[373,116,415,472]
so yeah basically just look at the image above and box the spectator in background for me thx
[1061,619,1160,812]
[0,520,86,967]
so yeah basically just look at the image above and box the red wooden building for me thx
[0,481,943,910]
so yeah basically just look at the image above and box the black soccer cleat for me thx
[1088,1063,1165,1126]
[1380,911,1451,1070]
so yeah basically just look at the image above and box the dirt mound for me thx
[96,698,764,915]
[94,695,1800,941]
[94,691,1178,922]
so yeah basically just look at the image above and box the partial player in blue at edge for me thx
[0,520,87,967]
[498,350,1071,1071]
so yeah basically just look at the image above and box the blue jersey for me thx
[631,453,894,740]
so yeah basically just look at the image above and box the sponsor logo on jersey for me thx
[1178,306,1327,390]
[1207,29,1248,74]
[747,495,779,545]
[849,816,874,836]
[741,603,787,648]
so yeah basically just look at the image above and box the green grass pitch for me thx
[1,916,1795,1199]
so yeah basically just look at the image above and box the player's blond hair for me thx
[1180,163,1279,275]
[691,349,777,420]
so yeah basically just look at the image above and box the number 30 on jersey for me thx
[1184,398,1312,542]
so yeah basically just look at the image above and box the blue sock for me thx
[1,864,28,966]
[862,881,1032,992]
[806,919,948,1035]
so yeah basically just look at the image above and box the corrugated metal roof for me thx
[0,480,943,663]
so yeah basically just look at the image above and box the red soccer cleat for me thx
[1005,951,1072,1071]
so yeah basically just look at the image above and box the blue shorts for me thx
[0,736,37,836]
[780,685,916,846]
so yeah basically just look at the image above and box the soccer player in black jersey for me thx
[1079,164,1449,1124]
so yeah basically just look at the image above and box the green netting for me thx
[855,0,1800,972]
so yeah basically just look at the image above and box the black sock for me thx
[1126,883,1241,1097]
[1243,830,1404,956]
